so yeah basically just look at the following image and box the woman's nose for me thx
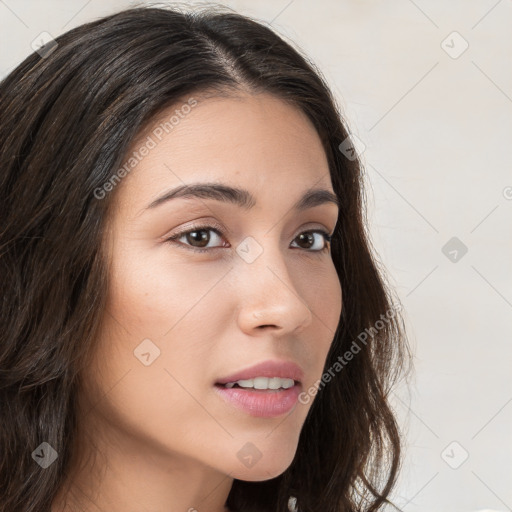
[233,245,314,337]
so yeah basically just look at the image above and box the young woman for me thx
[0,6,411,512]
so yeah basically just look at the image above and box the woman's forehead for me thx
[115,93,330,211]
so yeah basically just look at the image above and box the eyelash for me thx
[165,224,333,255]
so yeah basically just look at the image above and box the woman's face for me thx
[81,91,342,485]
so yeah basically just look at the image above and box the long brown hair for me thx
[0,5,412,512]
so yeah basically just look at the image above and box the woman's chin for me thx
[228,455,295,482]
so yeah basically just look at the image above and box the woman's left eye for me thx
[165,225,333,254]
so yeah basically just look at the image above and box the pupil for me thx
[188,230,209,247]
[298,232,313,248]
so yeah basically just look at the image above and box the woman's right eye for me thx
[165,225,227,254]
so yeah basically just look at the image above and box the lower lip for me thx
[213,383,301,418]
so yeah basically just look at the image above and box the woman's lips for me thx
[213,382,302,418]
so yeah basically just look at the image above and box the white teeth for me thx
[224,377,295,390]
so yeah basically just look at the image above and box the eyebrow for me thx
[145,182,341,213]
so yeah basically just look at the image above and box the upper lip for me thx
[215,360,304,385]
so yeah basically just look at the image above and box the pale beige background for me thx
[1,1,511,511]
